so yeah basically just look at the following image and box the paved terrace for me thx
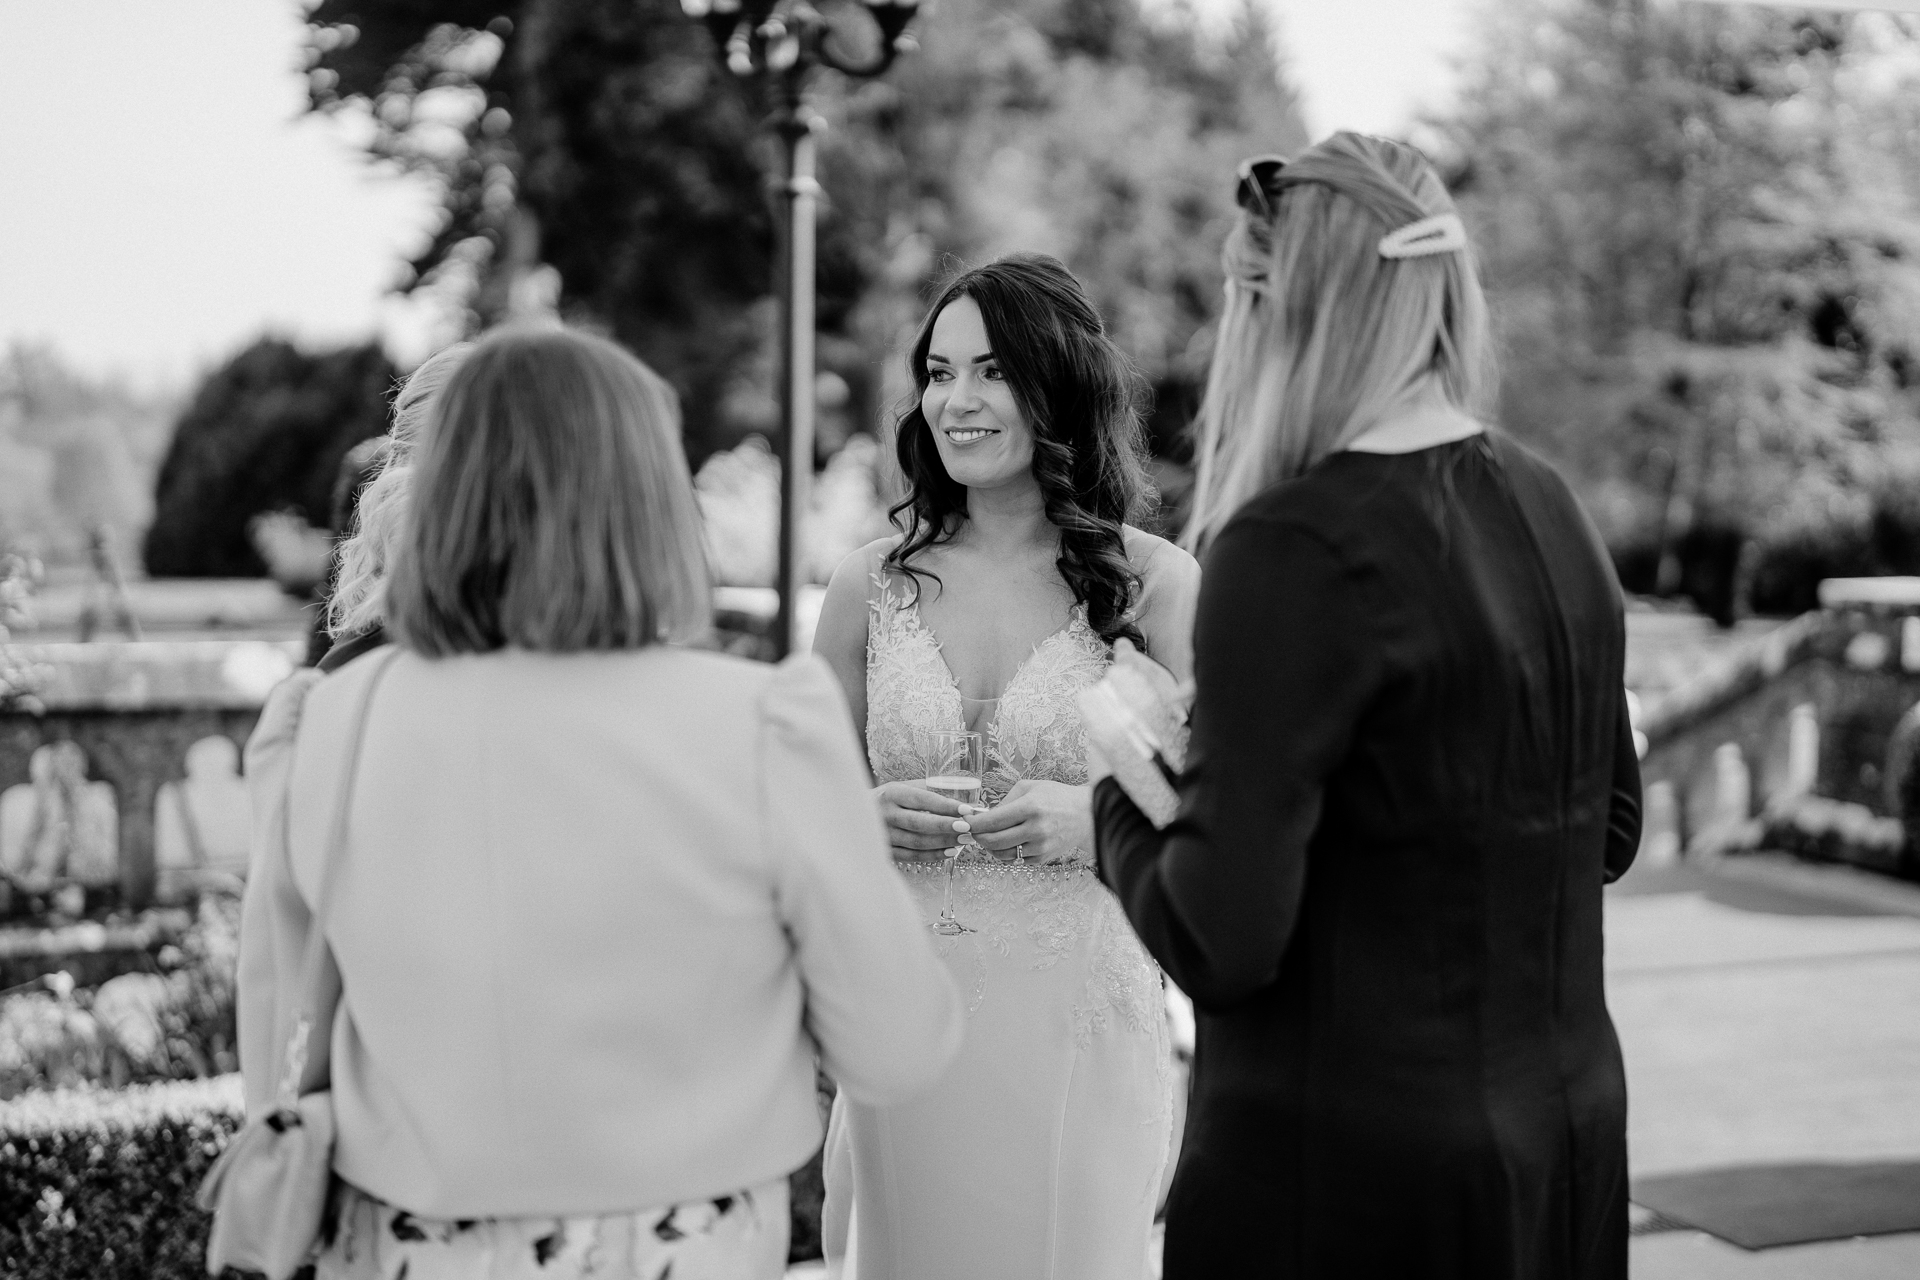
[1611,853,1920,1277]
[788,852,1920,1279]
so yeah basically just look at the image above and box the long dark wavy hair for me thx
[886,254,1155,651]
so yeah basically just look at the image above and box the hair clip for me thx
[1378,214,1467,260]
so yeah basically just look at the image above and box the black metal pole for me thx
[772,80,820,659]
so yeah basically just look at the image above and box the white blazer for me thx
[237,645,961,1219]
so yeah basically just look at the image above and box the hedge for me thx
[0,1076,244,1279]
[0,1075,827,1277]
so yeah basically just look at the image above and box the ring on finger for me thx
[1016,843,1028,859]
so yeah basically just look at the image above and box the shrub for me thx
[0,1074,828,1274]
[1760,795,1911,878]
[0,1075,243,1279]
[143,338,395,579]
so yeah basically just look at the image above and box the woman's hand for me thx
[1110,638,1194,770]
[965,779,1094,865]
[873,781,974,862]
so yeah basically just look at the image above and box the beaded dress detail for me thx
[864,571,1163,1038]
[822,570,1172,1280]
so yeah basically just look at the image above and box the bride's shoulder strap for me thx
[862,536,910,622]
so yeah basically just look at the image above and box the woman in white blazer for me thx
[237,325,963,1280]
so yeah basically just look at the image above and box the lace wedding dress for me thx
[821,573,1172,1280]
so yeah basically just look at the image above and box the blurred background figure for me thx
[313,342,471,671]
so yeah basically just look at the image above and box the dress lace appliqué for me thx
[866,571,1162,1047]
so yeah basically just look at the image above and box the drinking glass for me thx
[921,728,984,936]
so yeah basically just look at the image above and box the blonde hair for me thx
[386,325,712,655]
[1185,132,1493,549]
[327,343,471,638]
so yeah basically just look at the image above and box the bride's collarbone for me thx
[912,580,1081,701]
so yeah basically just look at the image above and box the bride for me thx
[813,253,1201,1278]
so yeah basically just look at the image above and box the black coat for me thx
[1097,433,1641,1280]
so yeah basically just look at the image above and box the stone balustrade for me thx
[14,574,1907,920]
[1636,578,1920,867]
[0,588,815,917]
[0,641,303,913]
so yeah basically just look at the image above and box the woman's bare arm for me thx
[813,539,888,763]
[1127,528,1202,684]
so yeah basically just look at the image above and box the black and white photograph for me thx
[3,1,1920,1277]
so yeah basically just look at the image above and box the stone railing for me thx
[1636,578,1920,864]
[0,641,303,911]
[7,578,1915,906]
[0,587,825,917]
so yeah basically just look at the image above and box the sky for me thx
[1259,0,1478,140]
[0,0,1480,384]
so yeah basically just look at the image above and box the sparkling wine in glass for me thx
[924,729,983,936]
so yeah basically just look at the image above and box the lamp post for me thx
[680,0,920,658]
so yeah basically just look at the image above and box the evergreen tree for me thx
[143,340,396,577]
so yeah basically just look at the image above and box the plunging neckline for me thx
[865,569,1112,799]
[903,596,1083,712]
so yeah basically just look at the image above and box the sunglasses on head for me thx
[1235,155,1289,217]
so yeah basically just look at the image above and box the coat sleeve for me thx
[1096,515,1384,1010]
[760,654,964,1105]
[236,668,323,1118]
[1603,695,1642,884]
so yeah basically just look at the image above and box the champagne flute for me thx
[923,729,983,936]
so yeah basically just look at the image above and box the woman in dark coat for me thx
[1093,132,1643,1279]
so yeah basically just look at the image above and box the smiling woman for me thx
[808,254,1203,1280]
[921,299,1031,479]
[885,255,1156,654]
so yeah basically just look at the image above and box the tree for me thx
[143,339,396,577]
[0,343,176,568]
[825,0,1308,457]
[307,0,802,461]
[1436,1,1920,619]
[302,0,1309,467]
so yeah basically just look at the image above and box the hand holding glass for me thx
[921,729,983,936]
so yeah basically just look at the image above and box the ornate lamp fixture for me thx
[682,0,919,79]
[679,0,920,658]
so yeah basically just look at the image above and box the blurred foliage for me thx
[301,0,1305,464]
[0,1076,244,1280]
[0,898,240,1100]
[1436,2,1920,620]
[0,1069,822,1274]
[142,339,396,579]
[306,0,772,462]
[0,551,47,714]
[0,345,174,570]
[811,0,1307,452]
[696,433,893,585]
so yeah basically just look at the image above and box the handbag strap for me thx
[273,647,400,1112]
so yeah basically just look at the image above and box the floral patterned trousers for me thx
[315,1177,790,1280]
